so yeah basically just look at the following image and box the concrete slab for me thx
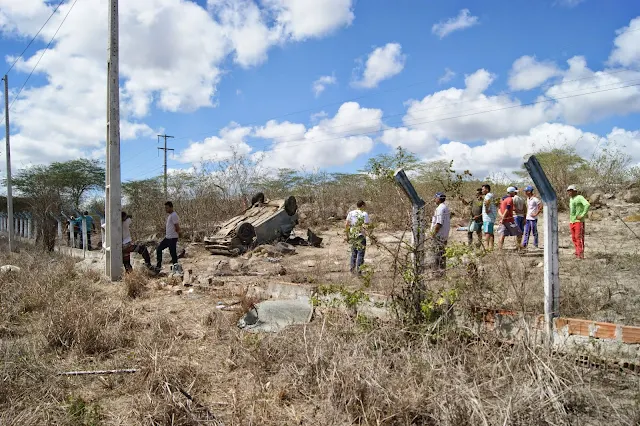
[237,297,313,333]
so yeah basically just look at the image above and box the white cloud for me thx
[433,122,640,179]
[352,43,406,89]
[178,123,253,164]
[402,69,555,142]
[431,9,479,39]
[255,120,307,142]
[176,102,382,170]
[555,0,586,7]
[508,55,561,91]
[544,56,640,124]
[608,16,640,68]
[380,127,438,156]
[0,0,356,169]
[438,68,456,85]
[265,0,355,41]
[312,74,337,97]
[256,102,383,169]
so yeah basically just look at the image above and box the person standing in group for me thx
[430,192,451,273]
[345,200,370,275]
[522,186,542,249]
[497,187,523,250]
[70,216,81,248]
[156,201,181,271]
[567,185,590,259]
[481,184,497,251]
[460,188,483,247]
[81,211,96,250]
[512,188,526,232]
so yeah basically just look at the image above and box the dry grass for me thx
[1,242,639,425]
[123,269,149,299]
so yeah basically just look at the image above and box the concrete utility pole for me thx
[105,0,122,280]
[2,75,14,252]
[157,134,174,199]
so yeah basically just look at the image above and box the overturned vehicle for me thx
[204,194,321,256]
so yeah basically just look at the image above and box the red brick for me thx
[621,326,640,344]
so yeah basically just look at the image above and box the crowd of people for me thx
[65,184,592,276]
[345,184,591,275]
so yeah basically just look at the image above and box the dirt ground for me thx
[147,195,640,326]
[2,198,640,425]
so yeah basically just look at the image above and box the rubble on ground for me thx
[0,265,21,273]
[237,297,314,333]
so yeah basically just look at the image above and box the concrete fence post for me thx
[27,217,32,239]
[100,218,106,252]
[57,220,63,240]
[394,169,427,275]
[525,155,560,345]
[81,216,88,256]
[69,220,75,249]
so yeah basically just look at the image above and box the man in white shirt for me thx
[430,192,450,272]
[156,201,181,271]
[522,185,543,249]
[345,200,370,275]
[121,211,152,272]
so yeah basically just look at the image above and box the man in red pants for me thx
[567,185,590,259]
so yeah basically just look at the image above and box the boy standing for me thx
[345,200,370,275]
[522,186,542,249]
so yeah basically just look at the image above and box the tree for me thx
[12,165,65,251]
[516,147,587,208]
[47,159,105,210]
[9,159,105,250]
[361,147,422,178]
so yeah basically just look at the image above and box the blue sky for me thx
[1,0,640,183]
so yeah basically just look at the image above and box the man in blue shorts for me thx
[481,184,496,250]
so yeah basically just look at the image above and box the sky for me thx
[1,0,640,183]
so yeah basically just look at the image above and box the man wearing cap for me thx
[497,187,523,250]
[512,187,527,233]
[522,186,542,249]
[430,192,451,272]
[567,185,590,259]
[481,184,497,250]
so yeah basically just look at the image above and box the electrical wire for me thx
[7,0,80,112]
[3,0,68,76]
[119,77,640,173]
[243,80,640,154]
[171,68,640,143]
[242,76,640,150]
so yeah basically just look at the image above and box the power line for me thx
[3,0,68,76]
[170,68,640,144]
[7,0,79,112]
[118,78,640,173]
[243,80,640,155]
[246,76,640,149]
